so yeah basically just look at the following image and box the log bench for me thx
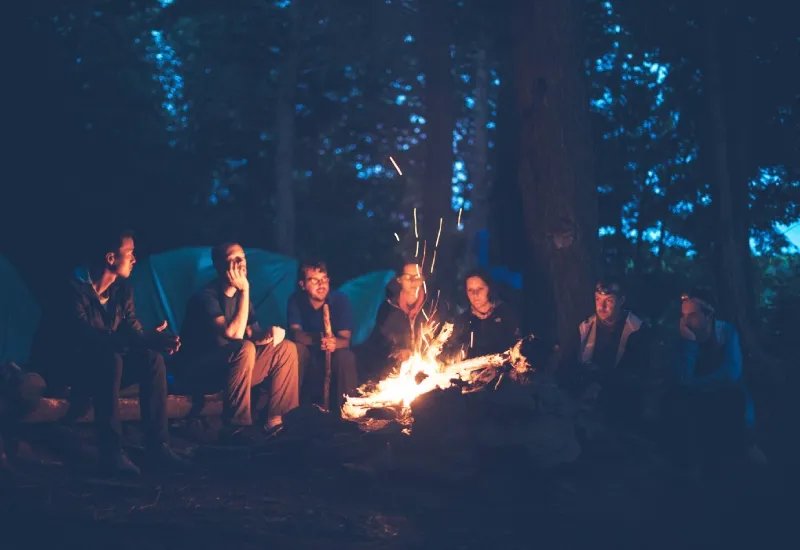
[21,392,224,424]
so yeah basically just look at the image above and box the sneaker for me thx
[148,442,192,471]
[99,449,141,477]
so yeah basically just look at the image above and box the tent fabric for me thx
[130,247,393,346]
[130,247,298,335]
[0,255,41,364]
[337,270,395,345]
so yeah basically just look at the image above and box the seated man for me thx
[287,259,358,410]
[665,287,755,472]
[30,230,187,476]
[177,242,299,443]
[573,279,650,423]
[445,268,521,361]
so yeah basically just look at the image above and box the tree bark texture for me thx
[420,0,457,297]
[273,0,300,256]
[512,0,598,357]
[701,3,764,360]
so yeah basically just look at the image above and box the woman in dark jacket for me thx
[446,268,521,361]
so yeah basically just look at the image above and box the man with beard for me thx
[574,278,651,425]
[287,259,357,411]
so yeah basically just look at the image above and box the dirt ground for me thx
[0,413,794,550]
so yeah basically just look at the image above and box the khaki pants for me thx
[181,340,299,426]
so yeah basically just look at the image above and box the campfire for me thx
[341,321,533,432]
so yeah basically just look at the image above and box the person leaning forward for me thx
[176,242,299,445]
[30,229,189,477]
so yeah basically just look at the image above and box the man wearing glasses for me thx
[287,259,358,410]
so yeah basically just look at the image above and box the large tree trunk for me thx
[420,0,457,298]
[701,3,764,360]
[273,0,300,256]
[512,0,597,359]
[463,45,491,272]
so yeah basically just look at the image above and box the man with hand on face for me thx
[31,230,188,477]
[286,259,358,410]
[178,242,299,444]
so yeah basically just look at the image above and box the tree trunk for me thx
[420,0,457,297]
[464,45,490,272]
[701,3,764,360]
[273,0,299,256]
[512,0,597,358]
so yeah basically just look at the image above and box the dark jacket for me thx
[445,301,521,361]
[31,267,146,378]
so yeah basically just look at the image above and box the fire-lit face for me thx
[681,299,709,333]
[108,237,136,279]
[223,244,247,277]
[397,263,423,295]
[301,267,330,303]
[595,292,624,323]
[466,276,491,311]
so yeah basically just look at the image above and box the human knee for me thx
[231,340,257,368]
[276,340,299,365]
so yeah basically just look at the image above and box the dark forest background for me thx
[3,0,798,371]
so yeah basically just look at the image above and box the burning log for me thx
[341,335,536,428]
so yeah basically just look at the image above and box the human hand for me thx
[679,318,696,341]
[226,262,249,292]
[320,335,337,353]
[146,320,181,354]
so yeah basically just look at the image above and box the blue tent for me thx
[130,247,393,345]
[0,255,40,364]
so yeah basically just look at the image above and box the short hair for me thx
[298,258,328,280]
[211,241,240,272]
[394,255,421,278]
[464,267,497,301]
[89,229,135,267]
[682,287,717,315]
[595,276,625,297]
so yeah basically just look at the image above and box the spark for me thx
[415,240,419,257]
[415,263,421,277]
[457,208,463,228]
[421,240,427,268]
[415,286,420,300]
[430,250,437,274]
[470,331,474,348]
[389,156,403,175]
[423,280,427,295]
[413,207,418,238]
[421,308,430,321]
[435,217,443,248]
[394,232,400,242]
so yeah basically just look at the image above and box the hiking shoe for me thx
[99,449,141,477]
[262,423,284,441]
[148,442,192,471]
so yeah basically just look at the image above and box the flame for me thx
[341,324,532,430]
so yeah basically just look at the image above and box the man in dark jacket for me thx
[31,230,187,476]
[572,278,651,425]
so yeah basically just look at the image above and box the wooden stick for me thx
[322,303,333,411]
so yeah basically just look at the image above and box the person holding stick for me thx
[287,259,358,412]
